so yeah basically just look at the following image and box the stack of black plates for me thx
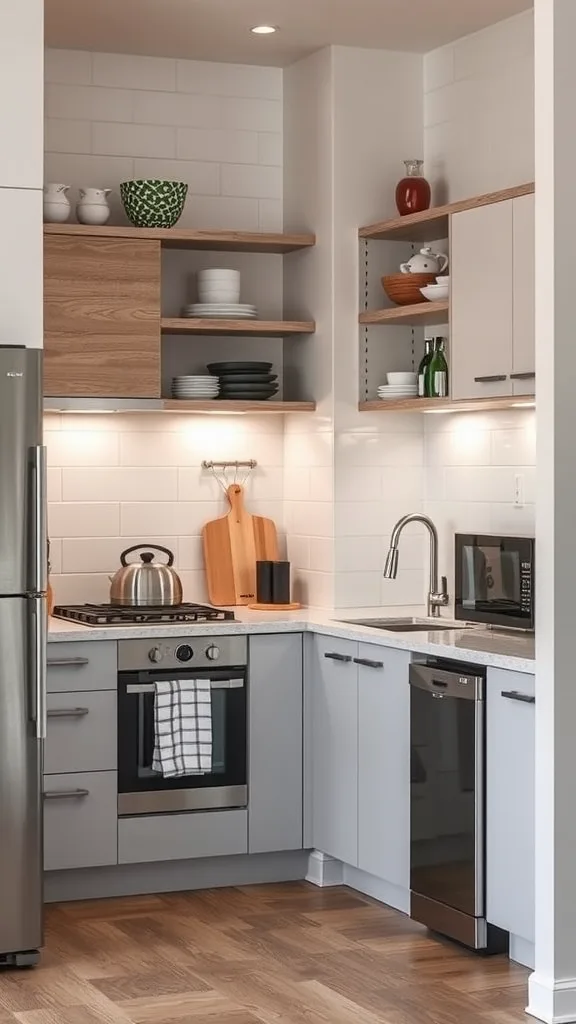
[206,361,279,401]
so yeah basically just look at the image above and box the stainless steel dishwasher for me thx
[409,659,506,952]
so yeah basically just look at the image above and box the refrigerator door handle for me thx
[31,598,47,740]
[30,445,47,595]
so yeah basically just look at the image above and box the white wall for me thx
[46,412,285,604]
[45,48,282,231]
[424,11,534,204]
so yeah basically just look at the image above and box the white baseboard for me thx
[509,935,535,970]
[305,851,344,887]
[527,973,576,1023]
[342,864,409,914]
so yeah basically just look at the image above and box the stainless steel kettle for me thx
[109,545,183,607]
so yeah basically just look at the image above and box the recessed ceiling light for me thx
[250,24,278,34]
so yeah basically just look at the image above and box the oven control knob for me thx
[206,645,220,661]
[176,644,193,662]
[148,646,163,663]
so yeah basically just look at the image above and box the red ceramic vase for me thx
[395,160,431,217]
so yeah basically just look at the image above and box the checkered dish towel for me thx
[152,679,213,778]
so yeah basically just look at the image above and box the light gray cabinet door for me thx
[43,770,118,871]
[248,634,303,854]
[451,200,514,399]
[45,690,117,775]
[310,635,358,867]
[358,644,410,887]
[512,193,536,394]
[486,669,535,942]
[118,810,248,864]
[47,641,117,692]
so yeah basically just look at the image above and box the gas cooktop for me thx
[53,603,235,626]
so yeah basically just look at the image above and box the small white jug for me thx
[76,187,112,226]
[43,183,71,224]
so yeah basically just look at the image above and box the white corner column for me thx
[529,2,576,1021]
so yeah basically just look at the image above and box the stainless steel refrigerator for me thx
[0,347,45,967]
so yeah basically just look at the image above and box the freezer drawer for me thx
[47,641,117,692]
[43,771,118,870]
[45,691,117,775]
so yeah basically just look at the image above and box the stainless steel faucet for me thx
[383,513,449,618]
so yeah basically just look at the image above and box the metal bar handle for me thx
[324,652,352,663]
[47,707,89,719]
[30,445,47,594]
[34,600,47,740]
[509,372,536,380]
[47,657,90,668]
[44,789,90,800]
[353,657,384,669]
[474,374,507,383]
[501,690,535,704]
[126,679,244,694]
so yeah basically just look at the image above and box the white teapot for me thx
[43,183,71,223]
[400,246,448,275]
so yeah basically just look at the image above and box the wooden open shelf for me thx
[359,395,535,414]
[359,182,534,243]
[163,400,316,413]
[161,318,315,337]
[360,302,449,327]
[44,223,315,254]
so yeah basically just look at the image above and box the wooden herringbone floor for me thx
[0,882,528,1023]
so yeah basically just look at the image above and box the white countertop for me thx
[48,606,536,674]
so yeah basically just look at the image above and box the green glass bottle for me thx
[418,338,434,398]
[425,337,449,398]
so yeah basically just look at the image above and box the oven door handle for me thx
[125,679,244,694]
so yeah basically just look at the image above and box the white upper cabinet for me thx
[511,194,536,394]
[0,0,43,189]
[451,201,514,400]
[0,189,42,348]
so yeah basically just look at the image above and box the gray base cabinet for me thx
[47,641,117,692]
[358,644,410,888]
[309,636,359,867]
[486,668,535,943]
[44,771,118,870]
[248,634,303,854]
[45,690,117,775]
[118,810,248,864]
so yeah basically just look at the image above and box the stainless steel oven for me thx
[117,635,247,816]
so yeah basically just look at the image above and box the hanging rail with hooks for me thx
[201,460,257,471]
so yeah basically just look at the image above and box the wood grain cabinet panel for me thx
[43,236,161,397]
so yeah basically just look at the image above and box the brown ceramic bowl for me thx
[381,272,437,306]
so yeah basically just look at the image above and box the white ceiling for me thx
[45,0,533,66]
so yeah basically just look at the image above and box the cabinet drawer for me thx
[118,809,247,865]
[43,771,118,871]
[45,691,117,775]
[47,641,117,692]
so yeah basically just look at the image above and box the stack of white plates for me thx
[377,383,418,401]
[171,375,219,400]
[182,304,258,320]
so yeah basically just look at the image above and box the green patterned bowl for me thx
[120,179,188,228]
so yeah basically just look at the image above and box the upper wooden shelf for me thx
[44,223,315,254]
[359,395,535,414]
[359,182,535,243]
[163,399,315,413]
[161,318,315,337]
[360,302,449,327]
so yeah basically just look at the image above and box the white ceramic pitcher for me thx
[43,183,71,223]
[76,187,112,225]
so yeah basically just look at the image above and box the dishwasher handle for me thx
[501,690,535,704]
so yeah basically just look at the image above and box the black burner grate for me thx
[53,603,235,625]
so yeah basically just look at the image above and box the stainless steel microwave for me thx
[455,533,535,631]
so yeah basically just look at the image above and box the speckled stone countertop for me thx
[48,606,535,674]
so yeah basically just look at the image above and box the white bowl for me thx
[420,284,449,302]
[386,372,418,386]
[198,288,241,303]
[435,275,450,286]
[197,269,240,282]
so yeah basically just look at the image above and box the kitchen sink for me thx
[339,617,472,633]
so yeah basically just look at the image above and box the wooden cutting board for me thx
[203,484,279,606]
